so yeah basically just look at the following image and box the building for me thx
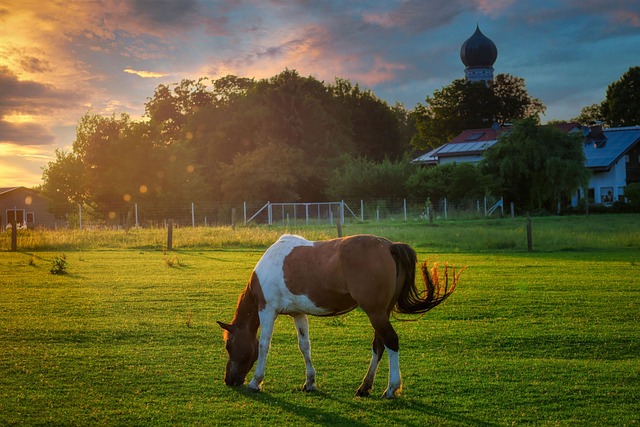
[460,25,498,83]
[0,187,59,229]
[574,125,640,205]
[412,124,640,206]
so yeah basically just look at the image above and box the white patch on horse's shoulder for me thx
[255,234,329,315]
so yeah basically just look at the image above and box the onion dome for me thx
[460,25,498,67]
[460,25,497,83]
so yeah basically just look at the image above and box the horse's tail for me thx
[390,243,461,315]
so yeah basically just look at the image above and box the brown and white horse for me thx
[217,234,460,398]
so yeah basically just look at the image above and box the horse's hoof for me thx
[247,383,261,393]
[382,389,399,399]
[302,384,317,392]
[355,388,371,397]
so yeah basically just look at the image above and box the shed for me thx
[0,187,59,229]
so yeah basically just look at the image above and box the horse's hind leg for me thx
[362,312,402,399]
[293,314,317,392]
[355,332,385,397]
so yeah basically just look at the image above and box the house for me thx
[574,125,640,205]
[412,125,508,166]
[412,124,640,207]
[0,187,59,229]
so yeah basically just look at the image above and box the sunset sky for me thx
[1,0,640,188]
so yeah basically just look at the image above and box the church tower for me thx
[460,25,498,83]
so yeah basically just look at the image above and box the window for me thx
[6,209,25,225]
[601,187,614,204]
[465,132,485,141]
[26,212,35,223]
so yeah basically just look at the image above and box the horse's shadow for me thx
[232,386,498,427]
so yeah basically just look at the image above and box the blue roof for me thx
[585,126,640,170]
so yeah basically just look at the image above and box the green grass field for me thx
[1,215,639,425]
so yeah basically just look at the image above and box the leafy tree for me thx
[492,74,545,125]
[41,149,85,217]
[601,66,640,126]
[481,118,591,212]
[572,103,605,125]
[411,74,545,150]
[623,182,640,207]
[325,156,413,200]
[407,163,489,203]
[217,141,312,202]
[330,79,407,160]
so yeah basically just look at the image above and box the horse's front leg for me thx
[293,314,317,392]
[248,309,277,392]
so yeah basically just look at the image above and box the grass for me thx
[1,216,639,425]
[2,213,640,253]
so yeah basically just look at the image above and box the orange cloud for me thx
[123,69,170,78]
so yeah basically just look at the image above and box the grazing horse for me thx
[217,234,460,398]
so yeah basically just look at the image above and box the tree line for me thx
[41,67,640,218]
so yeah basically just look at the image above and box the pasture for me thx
[1,215,639,425]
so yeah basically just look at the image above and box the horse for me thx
[217,234,461,398]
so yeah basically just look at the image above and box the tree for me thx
[411,74,545,150]
[623,182,640,208]
[217,141,312,202]
[601,66,640,126]
[572,103,605,125]
[492,74,545,125]
[330,79,408,160]
[325,156,413,200]
[41,149,85,217]
[481,118,591,213]
[407,162,489,203]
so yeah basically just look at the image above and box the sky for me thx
[1,0,640,188]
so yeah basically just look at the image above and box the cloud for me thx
[0,65,83,117]
[123,68,170,78]
[0,121,55,146]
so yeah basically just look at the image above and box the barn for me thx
[0,187,59,230]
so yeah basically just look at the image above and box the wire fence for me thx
[57,197,506,230]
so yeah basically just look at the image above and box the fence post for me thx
[510,202,515,219]
[484,196,487,217]
[444,197,448,220]
[231,208,236,230]
[243,202,247,225]
[10,212,17,252]
[167,219,173,251]
[361,200,364,222]
[340,201,345,226]
[135,203,139,228]
[268,202,272,225]
[526,215,533,252]
[191,202,195,227]
[403,199,407,221]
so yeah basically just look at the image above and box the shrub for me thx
[50,254,68,275]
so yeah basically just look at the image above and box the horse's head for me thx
[217,321,259,386]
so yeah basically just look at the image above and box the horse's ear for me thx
[217,321,235,332]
